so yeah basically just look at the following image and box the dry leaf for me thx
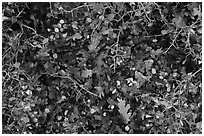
[117,99,131,124]
[94,86,104,98]
[42,38,49,44]
[72,33,82,40]
[81,69,93,78]
[13,62,20,68]
[21,116,30,123]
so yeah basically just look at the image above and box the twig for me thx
[63,4,93,18]
[164,29,183,54]
[51,74,99,98]
[192,69,201,77]
[21,24,37,34]
[2,47,11,60]
[16,8,25,18]
[139,2,153,22]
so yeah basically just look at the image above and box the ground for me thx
[2,2,202,134]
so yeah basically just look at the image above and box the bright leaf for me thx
[117,98,131,124]
[72,33,82,40]
[161,30,168,35]
[42,38,49,44]
[144,59,154,70]
[21,116,30,123]
[13,62,20,68]
[94,86,104,98]
[81,70,93,78]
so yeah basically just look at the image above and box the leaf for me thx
[37,47,50,58]
[102,29,110,35]
[161,30,168,35]
[13,62,20,68]
[95,51,108,70]
[117,99,131,124]
[135,71,149,87]
[21,116,30,123]
[115,125,126,134]
[196,122,202,131]
[107,13,115,20]
[2,16,10,21]
[88,35,101,51]
[188,83,198,94]
[9,97,16,101]
[150,48,163,58]
[91,3,104,13]
[42,38,49,44]
[81,69,93,78]
[94,86,104,98]
[107,97,117,105]
[192,7,202,18]
[159,101,172,109]
[144,59,154,70]
[38,51,50,57]
[172,16,186,28]
[72,21,78,29]
[135,11,142,16]
[94,115,102,121]
[72,33,82,40]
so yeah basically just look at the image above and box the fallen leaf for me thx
[161,30,168,35]
[144,59,154,70]
[9,97,16,101]
[88,35,101,51]
[21,116,30,123]
[150,48,163,58]
[13,62,20,68]
[42,38,49,44]
[117,99,131,124]
[72,33,82,40]
[81,69,93,78]
[135,71,148,87]
[94,86,104,98]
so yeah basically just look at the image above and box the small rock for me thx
[62,33,67,38]
[59,19,65,24]
[62,24,68,29]
[33,118,38,122]
[125,125,130,131]
[45,108,50,113]
[47,28,51,32]
[25,90,32,95]
[53,53,58,59]
[61,95,66,100]
[90,108,96,114]
[57,116,62,120]
[152,39,157,42]
[112,88,117,94]
[64,110,68,116]
[116,80,120,86]
[54,27,59,33]
[151,68,156,74]
[86,17,92,23]
[103,112,106,116]
[22,85,28,90]
[159,75,164,79]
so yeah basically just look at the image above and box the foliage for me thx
[2,2,202,134]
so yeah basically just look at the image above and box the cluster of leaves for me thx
[2,2,202,134]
